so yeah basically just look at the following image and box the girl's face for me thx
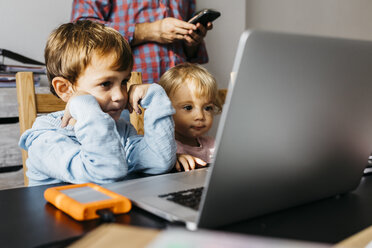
[170,80,215,146]
[73,51,131,121]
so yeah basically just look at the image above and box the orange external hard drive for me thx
[44,183,132,221]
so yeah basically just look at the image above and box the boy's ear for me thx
[52,77,74,102]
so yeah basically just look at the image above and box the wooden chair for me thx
[127,72,144,135]
[16,71,144,186]
[217,88,228,107]
[16,72,66,186]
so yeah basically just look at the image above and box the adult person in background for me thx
[71,0,212,84]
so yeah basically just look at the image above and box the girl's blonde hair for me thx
[44,20,133,97]
[158,63,222,113]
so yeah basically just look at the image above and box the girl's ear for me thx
[52,77,74,102]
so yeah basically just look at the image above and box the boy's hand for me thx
[61,91,90,128]
[175,154,207,172]
[127,84,151,114]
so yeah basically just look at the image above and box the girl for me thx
[158,63,222,171]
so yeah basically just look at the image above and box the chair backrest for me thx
[16,72,66,186]
[127,72,144,135]
[218,88,227,107]
[16,71,143,186]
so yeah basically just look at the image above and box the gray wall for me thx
[0,0,72,86]
[0,1,71,64]
[198,0,246,88]
[246,0,372,41]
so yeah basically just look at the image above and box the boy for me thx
[19,20,176,186]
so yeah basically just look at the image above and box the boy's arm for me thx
[20,95,128,185]
[125,84,177,174]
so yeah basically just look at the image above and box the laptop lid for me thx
[107,30,372,230]
[196,30,372,228]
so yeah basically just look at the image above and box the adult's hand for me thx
[133,17,197,45]
[184,22,213,47]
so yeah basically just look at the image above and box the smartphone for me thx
[188,9,221,27]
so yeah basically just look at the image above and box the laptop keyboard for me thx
[158,187,204,211]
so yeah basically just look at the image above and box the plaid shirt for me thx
[71,0,209,84]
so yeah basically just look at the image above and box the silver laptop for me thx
[106,30,372,230]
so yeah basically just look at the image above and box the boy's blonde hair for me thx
[44,20,133,96]
[158,63,222,113]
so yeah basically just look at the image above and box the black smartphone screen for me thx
[188,9,221,26]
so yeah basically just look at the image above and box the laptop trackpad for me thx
[106,169,208,223]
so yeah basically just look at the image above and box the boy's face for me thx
[170,80,214,146]
[73,51,131,121]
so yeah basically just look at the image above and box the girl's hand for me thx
[175,154,207,172]
[127,84,150,114]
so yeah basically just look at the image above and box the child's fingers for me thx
[175,161,182,172]
[134,101,142,115]
[127,101,141,114]
[128,84,150,114]
[125,99,133,113]
[177,156,190,171]
[61,115,71,128]
[177,154,206,171]
[131,98,139,114]
[127,102,133,113]
[127,85,135,113]
[185,155,196,170]
[61,109,71,128]
[61,116,68,128]
[128,91,143,115]
[194,157,207,166]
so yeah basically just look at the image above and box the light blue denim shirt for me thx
[19,84,176,186]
